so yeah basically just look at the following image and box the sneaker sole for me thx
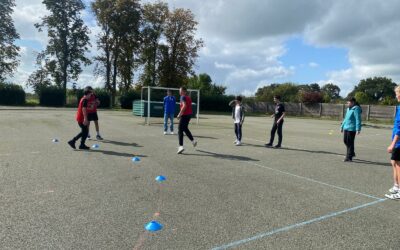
[177,149,184,154]
[385,193,400,200]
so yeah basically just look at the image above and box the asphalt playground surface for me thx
[1,109,399,249]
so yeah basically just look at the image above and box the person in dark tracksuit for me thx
[341,97,362,162]
[163,89,176,135]
[265,95,285,148]
[229,96,245,146]
[177,87,197,154]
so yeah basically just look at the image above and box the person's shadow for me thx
[100,140,142,147]
[352,159,392,167]
[244,143,345,156]
[88,149,147,158]
[184,149,259,162]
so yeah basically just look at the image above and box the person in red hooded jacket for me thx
[67,86,92,150]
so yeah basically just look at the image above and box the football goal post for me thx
[140,86,200,125]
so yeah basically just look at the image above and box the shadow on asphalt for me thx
[87,149,147,158]
[184,149,259,162]
[351,159,392,167]
[99,140,142,147]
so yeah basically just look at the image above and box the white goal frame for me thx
[140,86,200,125]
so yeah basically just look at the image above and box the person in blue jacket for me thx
[163,89,176,135]
[341,97,362,162]
[385,86,400,200]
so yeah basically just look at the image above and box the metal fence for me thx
[244,102,396,121]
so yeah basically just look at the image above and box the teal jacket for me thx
[341,106,362,132]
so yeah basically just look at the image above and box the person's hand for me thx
[388,144,394,153]
[276,119,281,124]
[341,129,343,133]
[83,119,89,126]
[177,114,181,120]
[357,131,361,135]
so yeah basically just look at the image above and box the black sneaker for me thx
[274,144,281,148]
[343,158,352,162]
[265,143,273,147]
[79,144,90,150]
[68,140,76,149]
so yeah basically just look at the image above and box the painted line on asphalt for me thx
[248,162,382,200]
[211,198,387,250]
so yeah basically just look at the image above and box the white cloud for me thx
[8,0,400,97]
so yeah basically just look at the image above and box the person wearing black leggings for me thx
[177,87,197,154]
[341,97,362,162]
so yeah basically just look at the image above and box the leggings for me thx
[343,130,356,159]
[178,115,194,146]
[73,123,89,145]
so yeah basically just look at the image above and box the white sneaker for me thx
[164,131,167,135]
[385,192,400,200]
[170,131,174,135]
[235,141,242,146]
[192,140,197,147]
[177,146,184,154]
[234,140,238,144]
[389,185,399,194]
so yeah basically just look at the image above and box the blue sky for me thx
[9,0,400,96]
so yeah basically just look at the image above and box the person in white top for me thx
[229,96,245,145]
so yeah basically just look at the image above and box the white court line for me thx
[248,162,381,200]
[211,198,387,250]
[166,129,382,200]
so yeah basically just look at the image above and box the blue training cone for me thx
[52,138,59,143]
[145,221,163,232]
[132,157,141,163]
[155,175,166,182]
[92,144,100,149]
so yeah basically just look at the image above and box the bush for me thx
[76,88,111,108]
[120,90,141,109]
[300,91,324,104]
[0,82,26,105]
[39,86,64,107]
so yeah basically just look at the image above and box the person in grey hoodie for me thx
[229,96,245,145]
[341,97,362,162]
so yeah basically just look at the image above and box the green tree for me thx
[0,0,20,82]
[321,83,341,101]
[92,0,114,95]
[26,52,52,94]
[354,91,373,104]
[158,8,204,87]
[116,0,141,91]
[187,73,226,96]
[255,83,299,102]
[92,0,141,105]
[36,0,91,105]
[140,1,169,87]
[348,77,396,103]
[309,83,320,92]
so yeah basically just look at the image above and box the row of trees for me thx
[255,77,398,104]
[255,82,341,103]
[1,0,203,106]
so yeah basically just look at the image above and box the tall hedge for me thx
[39,86,64,107]
[200,95,235,112]
[0,82,26,105]
[76,88,111,108]
[120,90,141,109]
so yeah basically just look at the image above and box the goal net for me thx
[138,86,200,125]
